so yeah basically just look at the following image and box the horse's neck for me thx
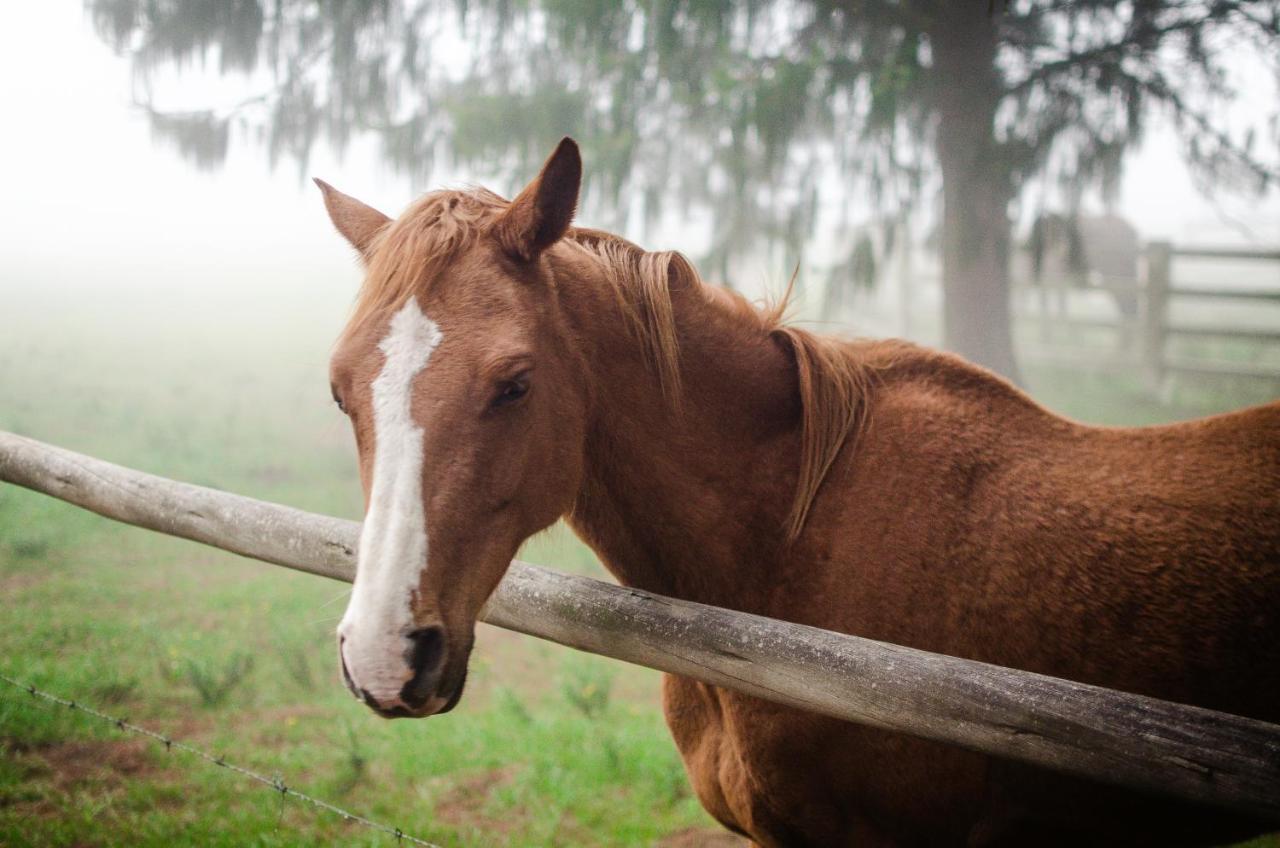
[551,250,802,605]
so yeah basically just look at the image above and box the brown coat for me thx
[320,138,1280,847]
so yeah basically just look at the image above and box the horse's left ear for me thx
[494,137,582,263]
[313,178,391,261]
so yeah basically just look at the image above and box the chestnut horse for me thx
[318,138,1280,846]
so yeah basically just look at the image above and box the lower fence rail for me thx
[0,430,1277,819]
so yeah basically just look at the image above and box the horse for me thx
[1026,212,1143,349]
[316,138,1280,846]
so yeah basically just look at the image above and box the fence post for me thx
[1141,241,1172,393]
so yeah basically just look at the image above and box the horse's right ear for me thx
[313,178,391,261]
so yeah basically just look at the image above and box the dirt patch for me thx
[25,737,157,789]
[0,568,50,595]
[430,764,524,834]
[657,826,749,847]
[1,734,190,829]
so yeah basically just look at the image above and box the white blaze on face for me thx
[338,299,443,705]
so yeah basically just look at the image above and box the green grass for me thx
[1,286,1275,846]
[1025,360,1278,426]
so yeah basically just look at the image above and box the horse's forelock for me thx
[338,188,508,347]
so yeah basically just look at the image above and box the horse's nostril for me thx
[400,626,446,708]
[406,626,445,678]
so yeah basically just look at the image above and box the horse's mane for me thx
[341,187,870,542]
[564,230,871,543]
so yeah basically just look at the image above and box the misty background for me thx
[2,3,1277,318]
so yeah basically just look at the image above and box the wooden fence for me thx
[1,429,1278,820]
[1016,243,1280,387]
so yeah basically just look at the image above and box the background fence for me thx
[842,241,1280,393]
[1013,244,1280,389]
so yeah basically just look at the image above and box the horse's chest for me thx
[660,675,875,845]
[660,674,989,846]
[660,676,750,829]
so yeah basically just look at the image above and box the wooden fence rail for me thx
[1,430,1278,819]
[1011,242,1280,387]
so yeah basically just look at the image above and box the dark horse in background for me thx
[1027,212,1143,348]
[316,138,1280,846]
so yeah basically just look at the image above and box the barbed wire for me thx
[0,672,443,848]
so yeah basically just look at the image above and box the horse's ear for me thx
[494,137,582,263]
[313,178,391,260]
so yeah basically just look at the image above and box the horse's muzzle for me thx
[338,628,466,719]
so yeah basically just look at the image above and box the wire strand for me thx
[0,672,441,848]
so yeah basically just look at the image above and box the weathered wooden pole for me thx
[1,429,1277,818]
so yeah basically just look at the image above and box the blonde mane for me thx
[342,187,870,542]
[564,234,871,542]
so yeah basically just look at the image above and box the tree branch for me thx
[1004,2,1256,97]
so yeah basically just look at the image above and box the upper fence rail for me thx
[1,430,1278,819]
[1170,246,1280,262]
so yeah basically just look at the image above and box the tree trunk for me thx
[929,3,1023,385]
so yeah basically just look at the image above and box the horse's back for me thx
[676,352,1280,846]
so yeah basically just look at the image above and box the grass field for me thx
[1,285,1276,846]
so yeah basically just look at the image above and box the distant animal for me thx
[1028,212,1142,334]
[317,138,1280,846]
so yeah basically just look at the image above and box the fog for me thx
[2,2,1276,306]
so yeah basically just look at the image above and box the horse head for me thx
[319,139,589,717]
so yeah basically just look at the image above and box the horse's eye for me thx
[492,375,530,409]
[333,394,347,414]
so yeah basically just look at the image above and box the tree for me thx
[89,0,1280,382]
